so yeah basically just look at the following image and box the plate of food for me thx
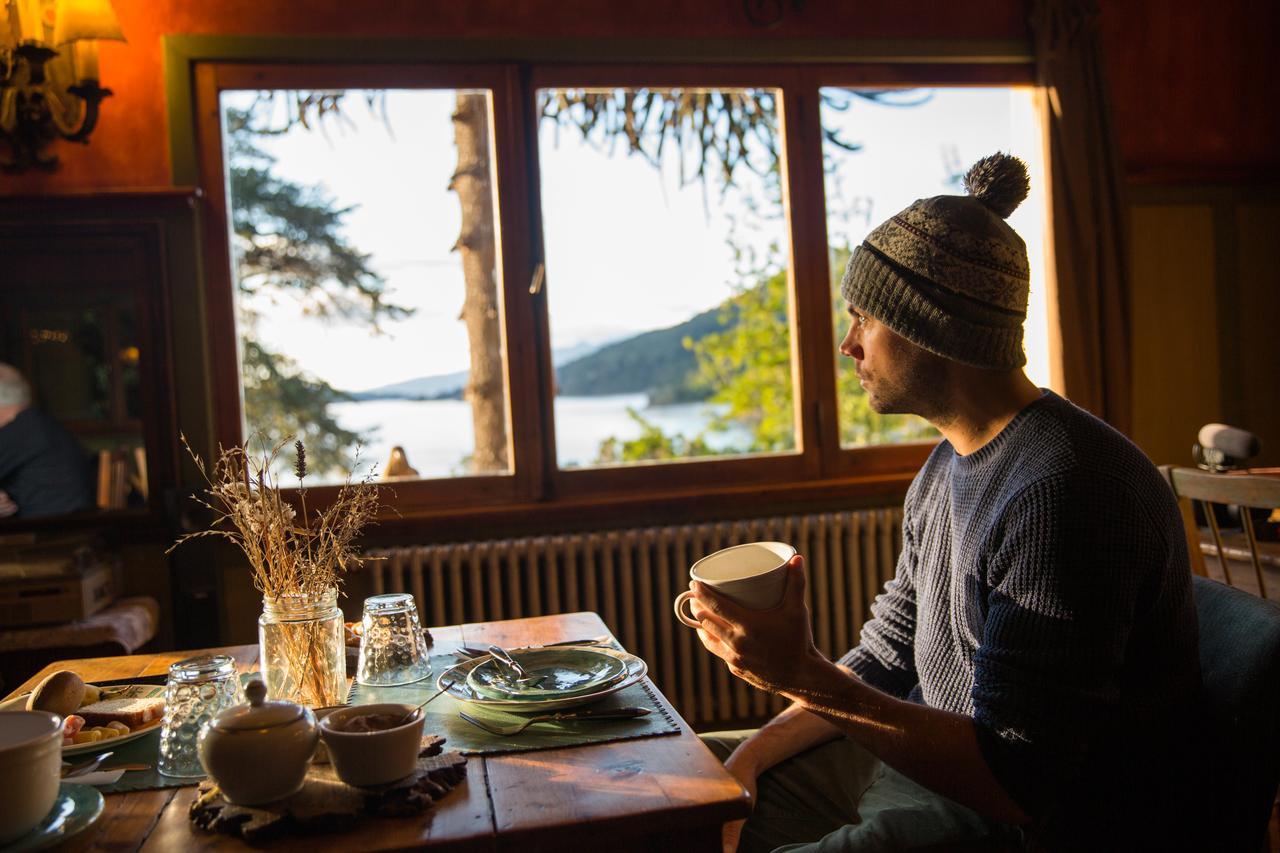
[0,670,165,756]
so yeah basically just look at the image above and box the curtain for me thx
[1029,0,1132,434]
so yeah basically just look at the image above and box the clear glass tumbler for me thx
[356,593,432,686]
[157,654,245,778]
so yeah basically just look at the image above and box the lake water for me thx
[327,393,755,481]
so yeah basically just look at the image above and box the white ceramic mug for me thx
[0,710,62,844]
[674,541,797,628]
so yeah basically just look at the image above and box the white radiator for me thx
[365,508,903,726]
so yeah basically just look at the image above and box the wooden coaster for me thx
[190,735,467,841]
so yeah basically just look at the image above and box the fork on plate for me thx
[458,706,651,736]
[456,635,615,659]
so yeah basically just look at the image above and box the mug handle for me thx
[673,590,702,628]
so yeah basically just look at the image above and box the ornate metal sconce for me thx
[0,0,125,173]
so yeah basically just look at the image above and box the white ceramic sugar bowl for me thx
[197,677,318,805]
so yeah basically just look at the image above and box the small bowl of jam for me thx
[317,703,425,787]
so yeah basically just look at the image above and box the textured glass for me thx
[258,588,346,707]
[357,593,432,687]
[158,655,244,778]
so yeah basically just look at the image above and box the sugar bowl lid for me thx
[211,677,306,731]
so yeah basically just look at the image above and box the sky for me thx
[224,85,1050,393]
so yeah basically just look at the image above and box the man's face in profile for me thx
[838,304,949,417]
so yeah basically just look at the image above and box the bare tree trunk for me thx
[450,93,507,473]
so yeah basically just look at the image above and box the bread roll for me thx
[26,670,86,717]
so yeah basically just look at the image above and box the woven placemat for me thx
[348,653,680,756]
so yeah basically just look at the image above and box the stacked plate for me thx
[437,646,647,712]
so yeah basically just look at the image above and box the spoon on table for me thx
[385,674,457,728]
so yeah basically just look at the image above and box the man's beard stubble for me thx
[860,345,951,421]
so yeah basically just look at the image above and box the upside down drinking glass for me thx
[356,593,432,687]
[157,654,244,778]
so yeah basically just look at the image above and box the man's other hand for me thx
[0,490,17,517]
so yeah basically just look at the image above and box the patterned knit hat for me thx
[839,152,1031,370]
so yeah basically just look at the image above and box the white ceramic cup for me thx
[674,541,797,628]
[0,710,63,844]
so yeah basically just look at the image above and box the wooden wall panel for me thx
[1099,0,1280,181]
[1234,203,1280,466]
[1129,205,1219,466]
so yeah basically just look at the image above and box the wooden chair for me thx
[1160,465,1280,599]
[1163,466,1280,849]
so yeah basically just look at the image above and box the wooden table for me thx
[5,611,750,852]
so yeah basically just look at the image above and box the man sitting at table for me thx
[689,153,1202,852]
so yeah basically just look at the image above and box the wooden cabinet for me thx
[0,191,197,527]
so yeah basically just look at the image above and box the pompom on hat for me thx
[839,152,1032,370]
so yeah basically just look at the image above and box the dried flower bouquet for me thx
[169,436,381,705]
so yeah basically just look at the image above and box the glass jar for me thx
[158,654,244,778]
[257,587,346,707]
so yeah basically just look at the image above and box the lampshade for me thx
[51,0,125,45]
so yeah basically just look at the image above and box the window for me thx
[221,87,511,486]
[193,60,1048,516]
[537,86,796,469]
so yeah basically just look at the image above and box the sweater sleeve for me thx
[837,513,920,698]
[970,474,1159,817]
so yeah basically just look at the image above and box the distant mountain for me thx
[345,305,737,404]
[347,370,469,401]
[555,303,735,402]
[346,339,619,401]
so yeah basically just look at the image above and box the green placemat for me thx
[93,728,175,794]
[348,653,681,756]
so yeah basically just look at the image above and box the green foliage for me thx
[690,262,795,451]
[594,408,716,466]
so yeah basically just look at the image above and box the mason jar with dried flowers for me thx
[169,437,381,707]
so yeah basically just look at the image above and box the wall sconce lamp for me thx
[1,0,126,173]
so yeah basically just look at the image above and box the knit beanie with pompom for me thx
[839,152,1032,370]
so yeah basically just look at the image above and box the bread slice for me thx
[78,697,164,728]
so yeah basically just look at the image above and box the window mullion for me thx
[492,63,549,504]
[781,69,840,479]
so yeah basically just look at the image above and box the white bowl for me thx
[318,703,424,787]
[0,711,62,843]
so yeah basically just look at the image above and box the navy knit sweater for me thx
[839,391,1201,847]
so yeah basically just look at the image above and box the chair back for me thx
[1193,574,1280,850]
[1161,465,1280,598]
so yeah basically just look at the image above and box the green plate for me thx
[466,648,628,701]
[3,783,103,852]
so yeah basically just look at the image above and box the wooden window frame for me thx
[194,62,542,512]
[189,52,1037,526]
